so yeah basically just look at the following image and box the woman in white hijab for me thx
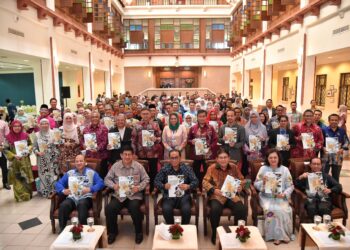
[33,118,60,198]
[338,104,348,132]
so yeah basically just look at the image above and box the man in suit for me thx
[261,99,276,120]
[108,114,133,165]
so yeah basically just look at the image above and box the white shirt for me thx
[118,127,126,139]
[267,108,273,119]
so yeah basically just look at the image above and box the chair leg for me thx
[195,215,199,229]
[252,216,257,227]
[204,216,208,236]
[228,216,231,221]
[146,214,149,235]
[51,219,56,234]
[343,218,347,226]
[155,213,158,226]
[121,215,124,220]
[293,212,296,234]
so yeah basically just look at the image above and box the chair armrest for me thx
[249,184,258,198]
[294,188,307,201]
[103,188,114,207]
[342,192,350,199]
[145,184,150,196]
[92,191,103,219]
[144,184,150,215]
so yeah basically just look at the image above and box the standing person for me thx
[4,120,34,201]
[58,113,82,174]
[338,104,348,133]
[132,108,162,190]
[104,146,150,244]
[233,107,247,126]
[322,114,348,182]
[267,105,285,134]
[268,115,296,167]
[188,110,218,184]
[184,101,197,124]
[207,109,223,134]
[314,110,327,130]
[81,111,109,178]
[254,149,294,245]
[37,104,56,129]
[5,99,17,122]
[14,108,28,124]
[310,99,317,112]
[149,104,164,131]
[287,101,302,128]
[261,99,276,120]
[0,119,10,189]
[218,109,245,170]
[0,107,9,122]
[292,110,324,158]
[33,119,60,197]
[108,114,132,165]
[162,113,187,160]
[259,112,268,126]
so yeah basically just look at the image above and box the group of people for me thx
[0,92,347,246]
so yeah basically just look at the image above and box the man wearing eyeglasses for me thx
[37,104,56,129]
[154,150,198,225]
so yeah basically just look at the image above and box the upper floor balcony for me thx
[121,0,231,6]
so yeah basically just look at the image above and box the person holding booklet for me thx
[154,149,198,224]
[268,115,296,167]
[0,118,10,190]
[254,149,294,245]
[36,104,56,130]
[108,114,133,164]
[322,114,348,182]
[291,109,324,158]
[202,149,247,245]
[104,146,150,244]
[218,109,245,171]
[295,157,342,219]
[4,120,34,201]
[55,154,104,232]
[33,119,60,198]
[162,113,188,160]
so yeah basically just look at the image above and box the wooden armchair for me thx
[249,159,296,232]
[50,160,103,233]
[153,160,200,227]
[103,184,150,235]
[202,160,249,236]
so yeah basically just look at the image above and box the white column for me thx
[41,58,54,104]
[32,60,44,112]
[46,0,55,10]
[264,65,273,100]
[302,55,316,110]
[83,67,92,104]
[105,70,111,98]
[243,70,250,99]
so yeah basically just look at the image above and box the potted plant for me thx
[328,223,345,241]
[235,225,251,242]
[70,224,84,241]
[168,224,184,240]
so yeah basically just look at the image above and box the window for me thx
[282,77,289,101]
[315,74,327,106]
[206,19,230,49]
[123,19,148,50]
[339,73,350,109]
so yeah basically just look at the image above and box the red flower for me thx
[168,224,184,236]
[70,224,84,234]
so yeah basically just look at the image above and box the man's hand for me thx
[298,172,308,180]
[263,176,268,184]
[107,144,112,150]
[132,186,139,193]
[63,189,71,195]
[237,185,242,193]
[81,187,91,195]
[214,189,223,197]
[179,184,190,191]
[323,188,332,195]
[36,151,44,157]
[164,183,171,190]
[276,193,286,199]
[113,184,119,191]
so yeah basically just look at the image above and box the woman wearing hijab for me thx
[33,119,60,198]
[338,104,348,132]
[207,109,223,134]
[58,113,82,174]
[5,120,33,201]
[244,111,268,161]
[14,108,28,124]
[162,113,187,160]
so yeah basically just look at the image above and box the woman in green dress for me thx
[5,120,34,202]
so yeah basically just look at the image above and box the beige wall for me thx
[272,68,298,107]
[232,72,242,94]
[200,66,230,95]
[61,69,83,110]
[112,73,122,96]
[249,70,261,106]
[93,70,105,99]
[124,67,154,95]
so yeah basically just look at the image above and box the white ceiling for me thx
[316,47,350,65]
[0,49,38,73]
[273,60,298,71]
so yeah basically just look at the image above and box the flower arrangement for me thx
[168,224,184,240]
[328,223,345,241]
[70,224,83,241]
[235,225,251,243]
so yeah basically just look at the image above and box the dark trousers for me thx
[0,154,8,185]
[305,199,332,218]
[193,159,207,187]
[324,163,341,183]
[58,197,92,231]
[209,199,247,236]
[105,197,143,235]
[141,158,157,191]
[99,159,109,180]
[162,194,192,224]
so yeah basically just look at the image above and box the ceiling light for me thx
[327,56,333,59]
[23,59,29,62]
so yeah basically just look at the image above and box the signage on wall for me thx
[70,49,77,55]
[277,48,285,53]
[332,25,349,35]
[326,85,337,97]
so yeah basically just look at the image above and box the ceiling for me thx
[58,62,83,72]
[316,48,350,65]
[0,49,38,73]
[273,60,298,71]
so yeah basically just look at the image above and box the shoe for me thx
[273,240,281,245]
[4,184,11,190]
[108,234,116,244]
[135,233,143,244]
[211,233,216,245]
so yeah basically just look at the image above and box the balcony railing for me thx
[127,0,230,6]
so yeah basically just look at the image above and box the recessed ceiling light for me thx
[23,59,29,62]
[328,56,333,59]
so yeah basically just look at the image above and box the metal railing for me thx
[128,0,229,6]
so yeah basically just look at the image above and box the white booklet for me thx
[68,176,83,199]
[209,121,219,133]
[103,117,115,130]
[26,115,35,128]
[108,132,121,150]
[37,139,48,153]
[77,114,85,125]
[52,128,63,145]
[142,130,154,147]
[225,127,237,144]
[326,137,339,154]
[308,172,324,194]
[277,134,289,151]
[221,175,241,199]
[264,172,282,194]
[271,120,280,129]
[84,133,97,150]
[195,138,209,156]
[249,135,261,151]
[52,110,62,121]
[168,175,185,198]
[301,132,315,149]
[118,176,134,198]
[14,140,29,157]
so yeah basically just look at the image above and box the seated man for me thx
[154,149,199,225]
[55,154,105,232]
[104,145,150,244]
[295,157,342,218]
[202,148,247,245]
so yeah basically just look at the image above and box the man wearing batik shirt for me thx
[292,109,324,158]
[132,108,162,190]
[154,150,198,225]
[267,105,287,135]
[287,101,302,128]
[322,114,348,182]
[188,109,218,185]
[81,111,109,178]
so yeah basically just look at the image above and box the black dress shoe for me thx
[135,233,143,244]
[211,234,216,245]
[108,234,116,244]
[4,184,11,190]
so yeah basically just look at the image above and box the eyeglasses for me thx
[170,157,179,160]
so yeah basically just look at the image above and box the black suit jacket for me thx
[108,127,133,164]
[268,128,296,166]
[261,107,276,119]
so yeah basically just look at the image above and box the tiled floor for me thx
[0,162,350,250]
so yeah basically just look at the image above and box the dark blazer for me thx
[108,127,133,164]
[268,128,296,166]
[261,107,276,119]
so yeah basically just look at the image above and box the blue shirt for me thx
[322,126,348,147]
